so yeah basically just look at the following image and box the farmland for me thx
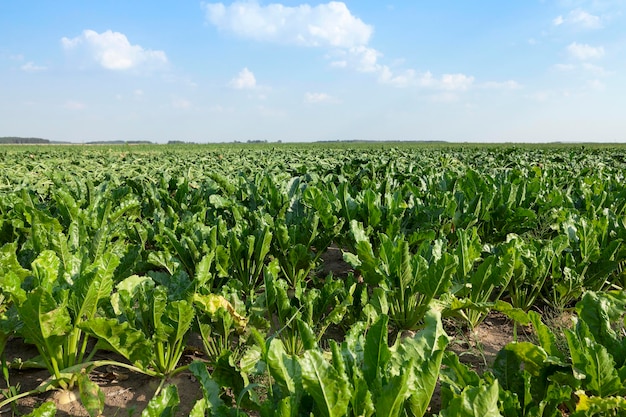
[1,143,626,416]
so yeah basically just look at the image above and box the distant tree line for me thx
[0,137,49,144]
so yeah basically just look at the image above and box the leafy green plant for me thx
[140,384,179,417]
[546,214,624,309]
[345,220,457,331]
[247,309,448,417]
[505,234,568,312]
[441,290,626,417]
[450,229,515,329]
[194,292,248,362]
[266,182,344,290]
[0,250,117,389]
[229,222,272,302]
[261,259,354,355]
[81,274,194,379]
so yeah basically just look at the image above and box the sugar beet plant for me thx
[2,144,626,416]
[345,220,457,331]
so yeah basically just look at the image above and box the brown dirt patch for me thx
[1,339,203,417]
[319,245,354,277]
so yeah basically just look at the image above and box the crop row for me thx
[0,145,626,416]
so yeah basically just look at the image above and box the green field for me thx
[1,143,626,416]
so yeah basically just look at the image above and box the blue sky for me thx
[1,1,625,143]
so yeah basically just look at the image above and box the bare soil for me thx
[0,341,203,417]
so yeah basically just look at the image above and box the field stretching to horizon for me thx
[1,142,626,416]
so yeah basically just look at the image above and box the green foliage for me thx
[345,221,457,330]
[82,274,195,376]
[4,144,626,415]
[141,384,179,417]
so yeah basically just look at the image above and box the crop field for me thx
[1,143,626,417]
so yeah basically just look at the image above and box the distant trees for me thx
[0,137,49,144]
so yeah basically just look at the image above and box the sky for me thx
[1,0,625,143]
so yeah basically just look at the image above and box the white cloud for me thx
[553,62,610,76]
[553,63,576,71]
[304,92,338,103]
[204,1,475,94]
[204,1,373,48]
[330,60,347,68]
[555,8,603,29]
[567,42,604,59]
[350,46,381,72]
[567,9,603,28]
[329,46,382,73]
[21,62,47,72]
[229,67,257,89]
[61,30,168,70]
[379,66,417,88]
[377,68,477,91]
[440,73,475,91]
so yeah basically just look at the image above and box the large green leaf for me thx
[374,370,411,417]
[70,253,118,325]
[141,384,179,417]
[19,287,71,350]
[455,227,483,285]
[22,401,57,417]
[31,250,61,292]
[363,315,391,387]
[400,309,449,417]
[528,311,565,362]
[576,291,626,367]
[188,361,228,414]
[440,381,503,417]
[266,338,302,396]
[300,350,351,417]
[80,317,153,370]
[566,325,623,397]
[78,372,105,417]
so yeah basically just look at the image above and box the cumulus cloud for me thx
[379,66,417,88]
[229,67,257,89]
[304,92,338,103]
[21,62,47,72]
[568,9,602,28]
[204,1,372,48]
[61,30,168,70]
[204,1,481,93]
[553,9,603,29]
[377,69,478,91]
[567,42,604,60]
[440,73,475,91]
